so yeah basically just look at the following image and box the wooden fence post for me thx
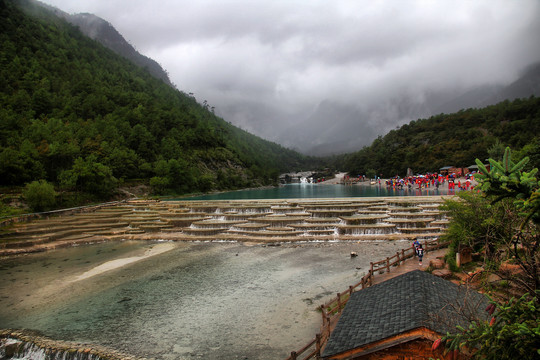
[337,293,342,312]
[327,316,331,338]
[386,257,390,272]
[316,333,321,358]
[290,351,297,360]
[349,285,354,296]
[396,251,401,265]
[320,305,326,326]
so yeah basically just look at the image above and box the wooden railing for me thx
[285,238,449,360]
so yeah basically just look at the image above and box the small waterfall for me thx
[0,338,103,360]
[2,197,450,249]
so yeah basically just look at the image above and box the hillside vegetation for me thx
[341,96,540,178]
[0,0,314,204]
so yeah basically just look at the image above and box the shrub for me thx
[23,179,56,212]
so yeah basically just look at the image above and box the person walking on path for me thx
[417,244,424,265]
[412,238,420,257]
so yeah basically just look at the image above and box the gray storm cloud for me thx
[42,0,540,154]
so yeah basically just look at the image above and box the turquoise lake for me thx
[183,183,457,200]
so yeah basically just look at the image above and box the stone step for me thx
[307,209,358,217]
[422,211,445,219]
[304,229,336,236]
[337,224,397,235]
[388,212,434,219]
[159,216,211,227]
[384,218,434,228]
[137,223,174,232]
[191,219,247,228]
[387,206,423,213]
[212,213,263,221]
[270,206,305,213]
[160,212,209,218]
[430,220,449,229]
[301,203,364,211]
[305,217,341,224]
[181,227,228,236]
[230,223,270,231]
[251,216,307,227]
[227,229,305,238]
[339,215,389,225]
[289,223,339,231]
[357,210,387,215]
[398,227,442,234]
[1,197,451,249]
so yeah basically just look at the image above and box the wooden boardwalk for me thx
[372,247,447,285]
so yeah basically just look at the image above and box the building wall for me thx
[354,339,469,360]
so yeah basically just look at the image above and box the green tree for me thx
[440,192,517,272]
[23,179,56,212]
[149,176,170,195]
[435,292,540,360]
[487,139,506,162]
[59,155,117,198]
[0,148,25,185]
[475,147,539,294]
[438,147,540,358]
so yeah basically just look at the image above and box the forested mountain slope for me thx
[0,0,312,199]
[341,96,540,178]
[21,1,174,86]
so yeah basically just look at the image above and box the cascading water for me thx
[0,338,103,360]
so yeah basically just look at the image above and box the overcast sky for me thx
[41,0,540,154]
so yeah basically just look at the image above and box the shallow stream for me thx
[0,240,407,359]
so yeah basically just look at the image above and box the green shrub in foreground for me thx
[23,179,56,212]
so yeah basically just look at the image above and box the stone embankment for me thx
[0,197,450,256]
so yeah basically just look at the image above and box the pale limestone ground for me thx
[321,172,347,184]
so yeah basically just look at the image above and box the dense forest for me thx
[340,96,540,178]
[0,0,316,203]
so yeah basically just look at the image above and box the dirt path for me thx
[322,172,347,184]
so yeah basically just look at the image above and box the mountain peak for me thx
[67,12,173,86]
[28,0,173,87]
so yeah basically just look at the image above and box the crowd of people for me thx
[382,172,476,191]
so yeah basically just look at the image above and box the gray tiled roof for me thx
[322,270,490,358]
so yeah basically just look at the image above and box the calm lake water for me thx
[184,183,455,200]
